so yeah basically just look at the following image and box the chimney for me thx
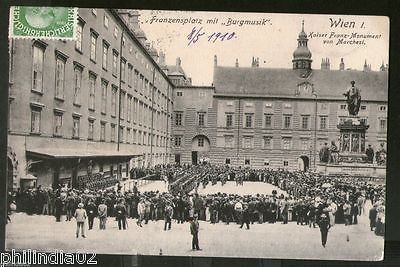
[339,58,345,71]
[214,55,217,67]
[176,57,181,67]
[326,58,330,70]
[321,58,325,69]
[363,59,368,72]
[251,56,256,67]
[159,50,166,66]
[235,58,239,67]
[256,57,260,67]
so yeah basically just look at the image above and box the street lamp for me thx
[312,92,318,170]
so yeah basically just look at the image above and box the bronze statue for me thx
[343,81,361,116]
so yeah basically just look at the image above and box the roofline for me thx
[108,9,175,88]
[214,65,388,73]
[175,85,215,89]
[213,93,387,103]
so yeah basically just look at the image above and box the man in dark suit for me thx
[189,214,201,251]
[115,199,127,230]
[318,213,331,248]
[369,205,377,231]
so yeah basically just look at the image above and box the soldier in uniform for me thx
[318,213,331,248]
[189,214,201,251]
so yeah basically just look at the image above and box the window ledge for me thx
[73,103,81,108]
[31,89,44,96]
[54,96,65,102]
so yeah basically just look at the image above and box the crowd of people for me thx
[9,164,385,245]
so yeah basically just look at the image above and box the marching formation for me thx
[9,164,385,249]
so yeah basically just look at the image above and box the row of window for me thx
[221,101,386,113]
[173,111,387,131]
[32,44,169,133]
[30,107,170,146]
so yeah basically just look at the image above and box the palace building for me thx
[7,9,174,190]
[171,22,388,170]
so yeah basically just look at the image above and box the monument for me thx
[316,81,386,178]
[338,81,369,163]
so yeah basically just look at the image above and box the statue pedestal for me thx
[337,116,369,164]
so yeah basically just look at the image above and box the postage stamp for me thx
[9,6,77,39]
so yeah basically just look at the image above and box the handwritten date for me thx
[187,27,237,46]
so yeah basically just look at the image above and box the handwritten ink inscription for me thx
[187,27,237,46]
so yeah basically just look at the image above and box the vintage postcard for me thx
[6,7,387,261]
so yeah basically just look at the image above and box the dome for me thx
[298,30,307,39]
[293,46,312,59]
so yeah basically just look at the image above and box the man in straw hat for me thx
[74,202,87,238]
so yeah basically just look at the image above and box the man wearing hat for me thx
[189,214,201,251]
[318,213,331,248]
[74,202,87,238]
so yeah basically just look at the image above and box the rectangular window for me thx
[100,122,106,141]
[282,138,292,150]
[174,136,182,147]
[243,136,253,148]
[226,113,233,127]
[264,114,272,128]
[55,57,65,99]
[360,117,368,125]
[245,159,250,165]
[263,136,272,149]
[103,15,109,28]
[30,108,41,134]
[360,105,367,110]
[101,80,107,114]
[119,126,124,143]
[176,91,183,97]
[111,86,117,117]
[127,128,131,144]
[72,117,80,139]
[379,118,387,131]
[134,70,139,90]
[75,22,83,51]
[120,91,126,119]
[32,45,44,92]
[301,115,309,129]
[88,120,94,140]
[225,158,231,164]
[320,116,327,129]
[175,112,183,126]
[128,65,133,87]
[90,32,97,61]
[133,129,137,144]
[198,112,205,126]
[127,96,132,122]
[340,104,347,110]
[88,74,96,110]
[73,66,82,105]
[198,137,204,147]
[121,59,126,82]
[53,113,63,136]
[112,51,118,76]
[245,113,253,128]
[301,139,309,150]
[224,135,234,148]
[110,124,116,142]
[283,115,292,129]
[102,42,108,70]
[379,105,387,112]
[283,160,289,166]
[138,131,142,145]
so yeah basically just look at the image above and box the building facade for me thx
[7,8,174,190]
[172,23,388,171]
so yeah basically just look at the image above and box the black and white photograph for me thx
[6,7,388,261]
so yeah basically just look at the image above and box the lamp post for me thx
[313,92,318,170]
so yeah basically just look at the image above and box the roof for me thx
[27,148,139,159]
[213,66,388,101]
[166,65,187,78]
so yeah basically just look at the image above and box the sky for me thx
[139,10,389,86]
